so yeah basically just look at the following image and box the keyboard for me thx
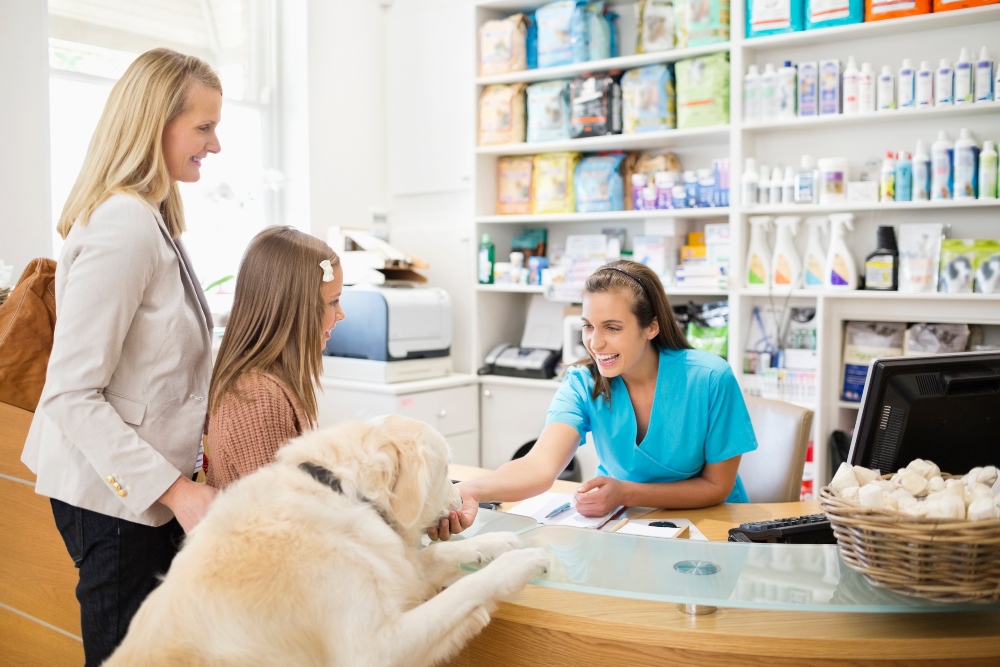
[727,513,836,544]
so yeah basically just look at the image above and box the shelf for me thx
[741,102,1000,133]
[739,288,820,298]
[476,43,730,86]
[739,288,1000,301]
[742,5,1000,51]
[477,0,634,10]
[743,199,1000,215]
[476,126,729,155]
[665,288,730,297]
[476,284,545,293]
[476,208,731,224]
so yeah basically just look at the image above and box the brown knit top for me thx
[205,370,315,489]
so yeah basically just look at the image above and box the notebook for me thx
[506,492,627,530]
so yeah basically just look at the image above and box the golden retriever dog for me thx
[105,415,549,667]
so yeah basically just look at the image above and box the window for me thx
[48,0,279,292]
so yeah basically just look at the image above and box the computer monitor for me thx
[848,352,1000,475]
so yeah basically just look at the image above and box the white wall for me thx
[0,1,52,277]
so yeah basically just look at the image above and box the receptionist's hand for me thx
[574,476,625,517]
[427,484,479,541]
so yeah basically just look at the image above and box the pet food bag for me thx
[841,322,905,402]
[570,74,622,138]
[637,0,677,53]
[622,64,676,134]
[527,80,573,143]
[585,2,618,61]
[532,152,581,213]
[898,223,943,293]
[574,154,625,212]
[938,239,976,294]
[974,239,1000,294]
[479,14,528,76]
[675,0,730,48]
[496,157,534,215]
[903,323,971,356]
[479,84,526,146]
[536,1,589,69]
[675,52,730,128]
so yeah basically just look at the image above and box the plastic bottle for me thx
[741,158,759,207]
[979,140,998,199]
[746,216,773,287]
[935,59,954,106]
[864,226,899,291]
[858,62,876,113]
[478,233,495,284]
[915,61,934,108]
[794,155,817,204]
[895,151,912,202]
[953,128,979,199]
[761,63,778,121]
[782,166,795,204]
[769,165,784,204]
[880,152,896,202]
[758,164,771,204]
[975,46,994,103]
[744,64,762,123]
[954,47,973,105]
[802,217,828,289]
[931,130,954,200]
[842,57,860,115]
[771,216,803,288]
[912,139,931,201]
[898,59,916,109]
[825,213,858,290]
[683,170,699,207]
[777,60,798,120]
[877,65,895,111]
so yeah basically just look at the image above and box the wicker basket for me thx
[819,475,1000,604]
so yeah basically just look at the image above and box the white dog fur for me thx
[104,415,549,667]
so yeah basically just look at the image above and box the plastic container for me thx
[912,139,931,201]
[935,59,954,106]
[818,157,849,205]
[777,61,798,119]
[895,151,912,202]
[877,65,895,111]
[771,216,803,287]
[954,48,974,105]
[806,0,864,29]
[478,233,496,284]
[866,0,931,22]
[742,157,760,206]
[747,0,806,38]
[744,64,762,123]
[842,57,860,115]
[933,0,1000,12]
[825,213,858,289]
[898,59,916,109]
[953,128,980,199]
[746,216,774,287]
[819,59,841,115]
[795,155,818,204]
[798,62,819,117]
[931,130,954,200]
[858,62,876,113]
[880,152,896,202]
[975,46,994,103]
[915,61,934,108]
[864,226,899,291]
[979,140,998,199]
[761,63,779,121]
[769,165,784,203]
[803,217,828,289]
[758,164,772,204]
[782,166,795,203]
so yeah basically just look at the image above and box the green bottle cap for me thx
[481,233,491,244]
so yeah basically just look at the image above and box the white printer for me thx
[322,284,452,383]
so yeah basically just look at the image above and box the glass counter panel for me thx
[421,508,538,547]
[512,525,1000,613]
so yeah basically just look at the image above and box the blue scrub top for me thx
[546,347,757,503]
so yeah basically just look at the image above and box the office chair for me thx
[738,396,814,503]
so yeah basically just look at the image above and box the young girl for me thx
[206,226,344,489]
[434,259,758,540]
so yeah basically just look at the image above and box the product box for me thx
[847,181,879,202]
[633,234,676,279]
[797,62,819,117]
[675,52,731,128]
[841,321,905,402]
[704,223,731,244]
[865,0,931,21]
[806,0,864,30]
[688,231,706,246]
[933,0,1000,11]
[938,239,976,293]
[819,59,841,115]
[682,244,708,261]
[746,0,805,38]
[973,239,1000,293]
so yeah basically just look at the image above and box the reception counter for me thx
[443,465,1000,667]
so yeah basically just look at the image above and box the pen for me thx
[544,502,572,519]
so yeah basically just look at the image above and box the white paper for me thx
[520,294,567,350]
[507,492,623,529]
[616,517,708,540]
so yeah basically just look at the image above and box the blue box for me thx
[746,0,805,39]
[805,0,864,30]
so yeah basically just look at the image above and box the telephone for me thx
[479,343,560,379]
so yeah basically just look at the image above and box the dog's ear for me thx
[368,417,428,530]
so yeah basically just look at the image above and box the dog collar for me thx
[297,462,398,531]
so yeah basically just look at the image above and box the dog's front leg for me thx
[419,531,527,588]
[379,547,549,667]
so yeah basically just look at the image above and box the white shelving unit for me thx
[472,1,1000,488]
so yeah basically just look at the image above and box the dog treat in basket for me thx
[828,460,1000,521]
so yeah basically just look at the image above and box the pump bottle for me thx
[771,216,802,288]
[746,216,773,287]
[803,217,827,289]
[825,213,858,289]
[864,226,899,291]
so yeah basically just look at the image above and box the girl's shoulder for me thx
[225,370,309,422]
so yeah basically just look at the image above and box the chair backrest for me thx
[738,396,814,503]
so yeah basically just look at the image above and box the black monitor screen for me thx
[848,352,1000,475]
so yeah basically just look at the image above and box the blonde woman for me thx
[206,226,344,489]
[22,49,222,665]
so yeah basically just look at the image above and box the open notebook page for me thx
[506,492,624,529]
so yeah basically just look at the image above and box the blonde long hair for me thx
[209,227,341,423]
[57,48,222,240]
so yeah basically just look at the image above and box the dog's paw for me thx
[484,547,550,597]
[463,531,526,564]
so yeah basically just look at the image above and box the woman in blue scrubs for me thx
[433,259,757,540]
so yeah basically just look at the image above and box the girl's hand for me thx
[574,476,625,517]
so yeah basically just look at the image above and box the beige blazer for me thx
[22,194,213,527]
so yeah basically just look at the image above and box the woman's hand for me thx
[574,476,626,517]
[427,483,480,541]
[158,476,218,533]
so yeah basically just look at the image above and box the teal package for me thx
[526,12,538,69]
[746,0,804,39]
[676,52,731,128]
[574,154,626,212]
[677,0,730,47]
[536,1,589,69]
[585,2,618,61]
[805,0,863,30]
[526,80,573,142]
[622,64,677,133]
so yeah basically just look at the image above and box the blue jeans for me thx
[50,498,184,667]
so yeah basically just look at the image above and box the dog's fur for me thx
[104,415,548,667]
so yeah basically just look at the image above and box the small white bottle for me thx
[777,60,798,119]
[742,157,760,207]
[769,165,784,203]
[795,155,818,204]
[761,63,779,121]
[858,62,876,113]
[842,56,860,115]
[880,152,896,202]
[782,166,795,204]
[912,139,931,201]
[935,59,954,106]
[980,140,998,199]
[975,46,994,103]
[954,47,973,105]
[758,164,771,204]
[744,64,762,123]
[915,61,934,108]
[931,130,954,200]
[877,65,895,111]
[953,128,979,199]
[897,59,915,109]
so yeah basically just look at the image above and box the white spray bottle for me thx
[746,216,773,288]
[803,217,828,290]
[825,213,858,290]
[771,216,803,288]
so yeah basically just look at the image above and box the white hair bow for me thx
[319,260,334,283]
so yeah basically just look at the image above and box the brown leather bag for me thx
[0,259,57,411]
